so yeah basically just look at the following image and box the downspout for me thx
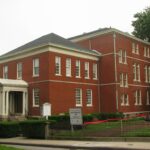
[98,59,101,113]
[113,33,119,111]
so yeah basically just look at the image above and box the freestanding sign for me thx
[42,103,51,120]
[69,108,83,125]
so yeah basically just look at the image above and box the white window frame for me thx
[118,50,123,63]
[33,88,40,107]
[136,44,139,54]
[120,73,124,87]
[148,66,150,83]
[145,66,148,83]
[17,62,22,79]
[75,88,82,106]
[3,65,8,79]
[137,64,140,82]
[93,63,98,80]
[124,73,128,87]
[146,90,150,105]
[132,43,135,53]
[133,63,136,81]
[75,60,81,78]
[55,56,61,76]
[33,58,39,77]
[121,94,129,106]
[134,90,142,106]
[84,62,89,79]
[66,58,71,77]
[86,89,92,106]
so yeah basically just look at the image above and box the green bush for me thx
[92,112,124,120]
[20,120,48,139]
[83,114,94,122]
[0,121,20,138]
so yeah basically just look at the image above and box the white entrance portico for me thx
[0,79,28,119]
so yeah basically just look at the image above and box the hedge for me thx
[20,120,48,139]
[0,121,20,138]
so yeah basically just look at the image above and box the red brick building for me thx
[0,28,150,119]
[0,33,100,119]
[70,28,150,116]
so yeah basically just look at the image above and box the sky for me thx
[0,0,149,55]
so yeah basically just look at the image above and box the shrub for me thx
[0,121,20,138]
[20,120,48,139]
[83,114,94,122]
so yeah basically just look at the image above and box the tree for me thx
[132,7,150,42]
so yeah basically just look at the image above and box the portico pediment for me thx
[0,78,28,88]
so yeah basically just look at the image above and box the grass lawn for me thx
[51,121,121,137]
[0,145,23,150]
[50,118,150,138]
[123,127,150,137]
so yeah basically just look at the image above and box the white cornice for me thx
[70,28,150,46]
[0,44,100,63]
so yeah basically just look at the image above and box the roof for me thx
[0,78,28,87]
[1,33,100,58]
[69,28,150,45]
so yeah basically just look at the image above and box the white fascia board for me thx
[0,44,100,63]
[70,28,150,46]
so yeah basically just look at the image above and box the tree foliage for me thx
[132,7,150,42]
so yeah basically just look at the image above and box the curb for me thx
[0,141,136,150]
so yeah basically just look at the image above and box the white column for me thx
[25,92,28,115]
[5,91,9,116]
[0,91,2,115]
[2,91,5,116]
[22,92,26,115]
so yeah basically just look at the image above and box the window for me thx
[132,43,139,54]
[144,47,150,58]
[33,88,40,107]
[3,65,8,79]
[133,63,140,82]
[120,73,124,87]
[75,60,80,78]
[93,63,98,79]
[120,73,128,87]
[75,88,82,106]
[134,90,142,105]
[84,62,89,79]
[17,63,22,79]
[146,90,150,105]
[132,43,135,53]
[144,66,150,83]
[55,56,61,75]
[66,58,71,77]
[121,94,129,106]
[33,58,39,76]
[118,50,127,64]
[145,66,148,83]
[86,89,92,106]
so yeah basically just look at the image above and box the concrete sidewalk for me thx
[0,137,150,150]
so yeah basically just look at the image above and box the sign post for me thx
[69,108,83,133]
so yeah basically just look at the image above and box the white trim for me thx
[124,111,150,115]
[0,45,99,64]
[70,28,150,45]
[101,53,114,56]
[100,83,120,86]
[127,56,150,63]
[28,79,99,86]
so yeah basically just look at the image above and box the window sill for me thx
[76,104,82,107]
[93,78,98,80]
[86,104,92,107]
[33,105,39,107]
[55,74,62,76]
[76,76,81,79]
[33,75,39,77]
